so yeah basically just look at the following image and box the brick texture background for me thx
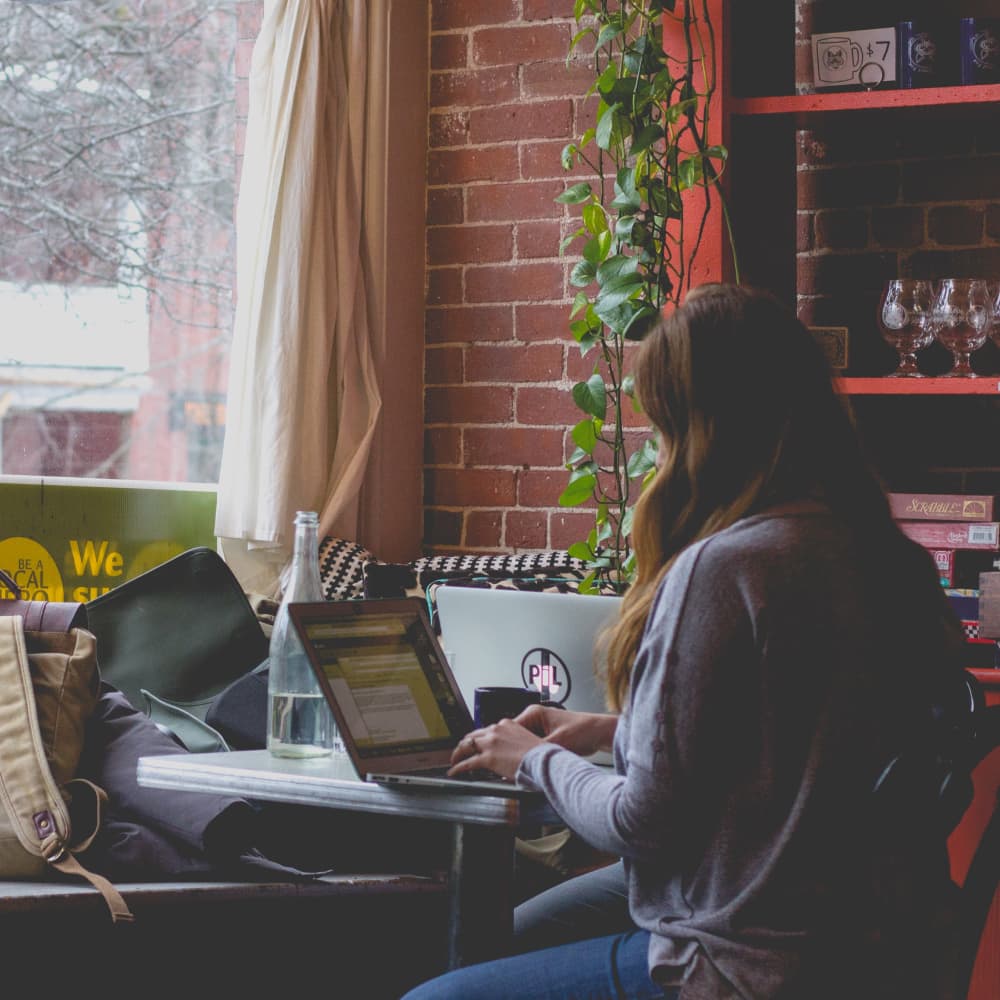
[235,1,1000,549]
[424,0,599,554]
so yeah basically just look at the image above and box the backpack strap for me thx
[0,615,132,922]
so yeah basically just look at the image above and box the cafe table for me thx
[137,748,554,970]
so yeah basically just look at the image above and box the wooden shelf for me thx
[836,377,1000,395]
[731,84,1000,119]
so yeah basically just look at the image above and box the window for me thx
[0,0,238,484]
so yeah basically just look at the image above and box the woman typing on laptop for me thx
[402,284,966,1000]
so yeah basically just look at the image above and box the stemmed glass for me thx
[931,278,991,377]
[877,279,934,377]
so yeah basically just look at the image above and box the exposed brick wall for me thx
[424,1,597,554]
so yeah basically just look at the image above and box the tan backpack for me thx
[0,575,133,922]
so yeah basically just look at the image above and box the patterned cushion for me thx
[362,551,602,631]
[319,536,374,601]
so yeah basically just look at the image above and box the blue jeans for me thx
[401,863,678,1000]
[399,929,671,1000]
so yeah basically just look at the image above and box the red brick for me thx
[505,510,548,549]
[550,511,599,549]
[425,468,517,506]
[466,262,565,303]
[797,212,814,253]
[520,139,591,180]
[468,180,566,222]
[516,303,572,342]
[425,346,464,385]
[425,385,514,425]
[573,94,601,134]
[426,306,515,344]
[517,221,561,259]
[426,267,464,305]
[429,112,470,148]
[424,508,464,547]
[235,80,250,118]
[427,224,514,266]
[464,510,504,548]
[814,209,868,251]
[473,25,570,66]
[470,101,573,143]
[566,347,602,383]
[929,205,984,246]
[464,427,564,467]
[518,469,570,507]
[872,206,925,248]
[524,0,576,19]
[516,386,579,426]
[427,187,465,226]
[431,33,468,70]
[522,59,594,100]
[238,2,263,37]
[432,0,518,31]
[425,426,462,466]
[235,37,255,79]
[797,164,899,210]
[466,343,564,383]
[431,68,519,109]
[428,146,519,185]
[798,252,896,298]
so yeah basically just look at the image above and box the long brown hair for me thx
[603,283,938,710]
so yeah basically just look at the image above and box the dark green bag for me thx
[86,547,269,752]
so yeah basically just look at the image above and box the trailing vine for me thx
[557,0,737,593]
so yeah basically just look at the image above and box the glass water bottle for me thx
[266,510,339,758]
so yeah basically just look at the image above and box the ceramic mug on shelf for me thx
[960,18,1000,86]
[897,21,952,89]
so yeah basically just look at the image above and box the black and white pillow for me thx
[318,536,375,601]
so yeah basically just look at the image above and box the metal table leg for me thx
[447,822,515,969]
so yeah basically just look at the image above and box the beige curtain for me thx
[215,0,382,596]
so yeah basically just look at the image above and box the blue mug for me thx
[960,18,1000,85]
[897,21,951,89]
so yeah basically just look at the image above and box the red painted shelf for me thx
[731,84,1000,118]
[836,377,1000,395]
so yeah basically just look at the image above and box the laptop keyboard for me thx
[417,766,503,783]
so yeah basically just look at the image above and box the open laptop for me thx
[435,587,623,766]
[435,587,623,716]
[287,598,537,797]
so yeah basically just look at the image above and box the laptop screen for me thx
[289,601,470,760]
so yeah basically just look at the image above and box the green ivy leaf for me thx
[583,236,606,266]
[573,375,607,419]
[627,437,659,478]
[621,374,635,397]
[555,181,593,205]
[569,291,590,319]
[678,155,705,189]
[622,303,660,341]
[595,102,623,151]
[572,417,601,455]
[570,259,597,288]
[567,541,594,561]
[559,472,596,507]
[582,203,607,236]
[594,271,644,314]
[596,253,640,286]
[631,123,664,156]
[560,143,577,171]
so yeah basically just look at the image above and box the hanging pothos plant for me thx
[556,0,737,594]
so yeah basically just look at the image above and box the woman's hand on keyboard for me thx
[448,719,542,781]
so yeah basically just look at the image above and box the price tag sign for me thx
[812,28,897,90]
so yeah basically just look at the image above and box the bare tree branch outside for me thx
[0,0,238,482]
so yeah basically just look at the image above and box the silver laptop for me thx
[435,586,623,723]
[288,598,537,797]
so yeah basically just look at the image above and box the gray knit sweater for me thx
[518,507,960,1000]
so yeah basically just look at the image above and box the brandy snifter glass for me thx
[932,278,990,377]
[878,279,934,377]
